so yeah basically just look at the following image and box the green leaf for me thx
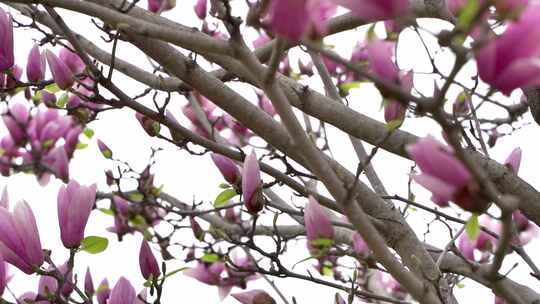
[311,238,334,249]
[76,142,88,150]
[465,214,480,241]
[45,83,60,93]
[130,215,148,228]
[201,253,220,263]
[219,183,231,189]
[457,283,465,288]
[83,128,95,139]
[98,208,114,216]
[214,189,237,208]
[458,0,479,29]
[80,236,109,254]
[339,81,361,95]
[102,150,112,159]
[151,122,161,135]
[385,119,403,131]
[129,192,144,202]
[96,282,109,293]
[42,139,54,149]
[321,264,334,277]
[152,184,164,196]
[56,93,68,108]
[143,278,153,287]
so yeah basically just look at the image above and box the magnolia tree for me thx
[0,0,539,303]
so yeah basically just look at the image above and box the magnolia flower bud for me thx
[109,277,135,304]
[97,139,113,159]
[504,147,522,174]
[0,201,44,274]
[305,196,334,254]
[139,240,161,280]
[45,50,74,90]
[194,0,207,19]
[96,279,110,304]
[57,180,97,248]
[242,151,263,214]
[0,8,14,72]
[231,290,276,304]
[211,153,240,184]
[26,44,46,82]
[85,267,94,297]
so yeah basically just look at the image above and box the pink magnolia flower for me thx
[0,8,14,72]
[57,180,97,248]
[139,240,161,280]
[242,151,263,214]
[45,50,75,90]
[231,290,276,304]
[85,267,94,297]
[367,39,399,84]
[453,92,471,115]
[211,153,240,184]
[96,278,110,304]
[3,103,29,144]
[475,6,540,95]
[59,46,85,74]
[269,0,336,41]
[304,196,334,254]
[184,261,225,285]
[352,232,369,258]
[458,228,494,262]
[0,256,6,296]
[407,136,490,213]
[257,93,277,117]
[97,139,113,159]
[504,147,522,174]
[511,210,538,246]
[253,34,271,49]
[332,0,409,21]
[26,44,46,83]
[147,0,176,13]
[109,277,136,304]
[0,201,44,274]
[194,0,207,19]
[384,100,407,126]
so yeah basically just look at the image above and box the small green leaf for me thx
[83,128,95,139]
[56,93,68,108]
[96,282,109,293]
[76,142,88,150]
[143,278,153,287]
[385,119,403,131]
[456,283,465,288]
[101,149,113,159]
[98,208,114,216]
[321,264,334,277]
[201,253,220,263]
[45,83,60,93]
[311,238,334,249]
[130,215,148,228]
[465,214,480,241]
[129,192,144,202]
[80,236,109,254]
[219,183,231,189]
[339,81,361,95]
[152,184,164,196]
[151,122,161,135]
[42,139,55,149]
[214,189,237,208]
